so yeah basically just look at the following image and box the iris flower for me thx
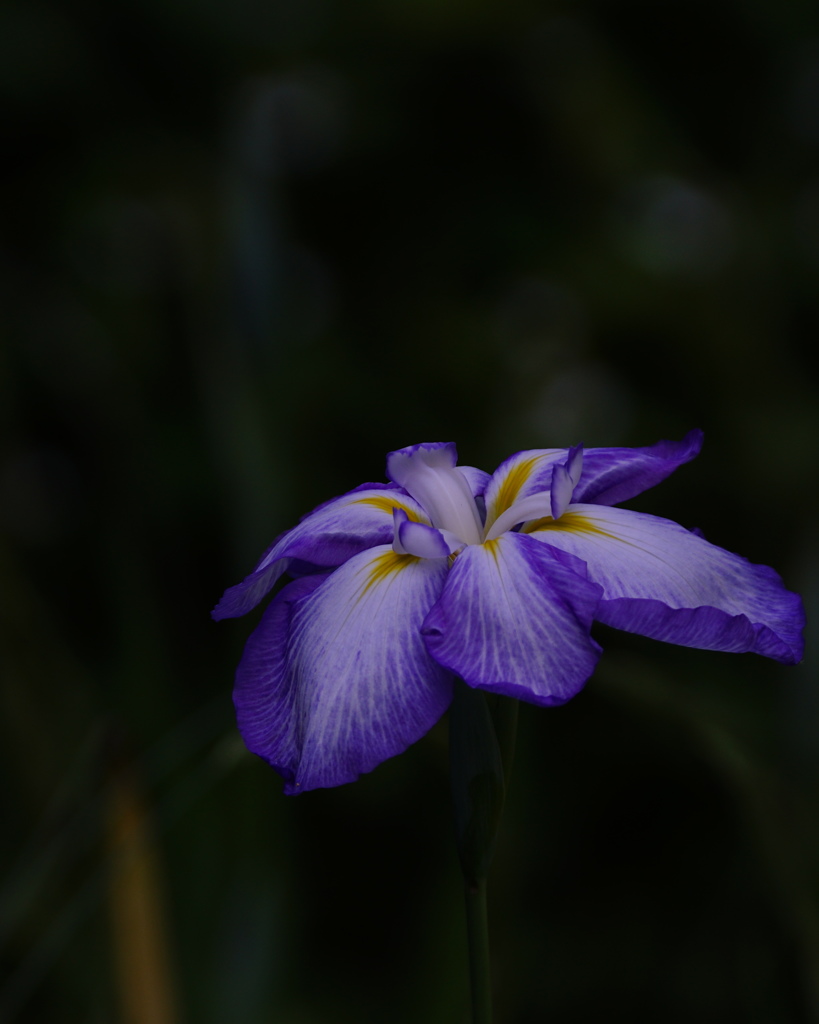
[213,433,804,793]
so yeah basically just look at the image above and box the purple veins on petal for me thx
[236,544,453,793]
[233,574,327,785]
[422,532,603,706]
[528,503,804,663]
[572,429,704,506]
[215,430,806,794]
[211,485,429,620]
[482,431,703,535]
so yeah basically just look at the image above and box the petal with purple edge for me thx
[236,545,453,793]
[550,444,583,521]
[572,430,703,506]
[550,465,574,521]
[422,533,603,706]
[458,465,491,499]
[527,504,805,663]
[386,442,483,544]
[482,432,703,532]
[233,574,326,784]
[393,508,461,558]
[485,491,555,540]
[211,485,430,620]
[483,448,563,530]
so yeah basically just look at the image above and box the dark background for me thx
[2,1,818,1021]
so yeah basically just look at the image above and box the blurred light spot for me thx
[492,278,634,445]
[233,68,349,176]
[614,176,734,278]
[227,70,346,349]
[528,364,634,444]
[495,277,589,370]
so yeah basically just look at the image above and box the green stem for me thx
[449,682,519,1023]
[488,694,519,789]
[464,877,492,1024]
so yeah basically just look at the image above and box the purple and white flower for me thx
[213,433,804,793]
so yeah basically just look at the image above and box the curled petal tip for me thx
[392,507,451,559]
[386,442,458,483]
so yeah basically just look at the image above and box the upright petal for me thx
[486,443,587,538]
[422,533,603,706]
[528,504,805,663]
[235,545,453,792]
[551,443,584,520]
[387,442,483,544]
[212,485,429,620]
[458,465,491,500]
[483,448,563,532]
[482,431,703,533]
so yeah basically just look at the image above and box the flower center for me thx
[386,443,484,546]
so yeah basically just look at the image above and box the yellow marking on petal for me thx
[523,511,617,539]
[490,457,540,519]
[353,496,423,521]
[482,537,501,565]
[359,550,418,597]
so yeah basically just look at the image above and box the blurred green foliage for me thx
[1,0,818,1021]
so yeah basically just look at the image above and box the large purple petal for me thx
[235,545,453,793]
[232,574,325,783]
[212,486,430,620]
[573,430,703,506]
[528,504,805,663]
[421,533,603,706]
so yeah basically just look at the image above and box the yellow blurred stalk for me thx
[105,757,179,1024]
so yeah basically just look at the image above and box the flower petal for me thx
[421,533,603,706]
[458,465,491,499]
[551,443,584,520]
[573,429,704,505]
[393,508,462,558]
[485,491,554,540]
[212,485,429,620]
[528,504,805,663]
[235,545,453,792]
[386,442,483,544]
[482,448,563,530]
[482,431,703,532]
[232,574,325,782]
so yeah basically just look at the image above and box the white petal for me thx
[528,504,804,662]
[235,546,453,792]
